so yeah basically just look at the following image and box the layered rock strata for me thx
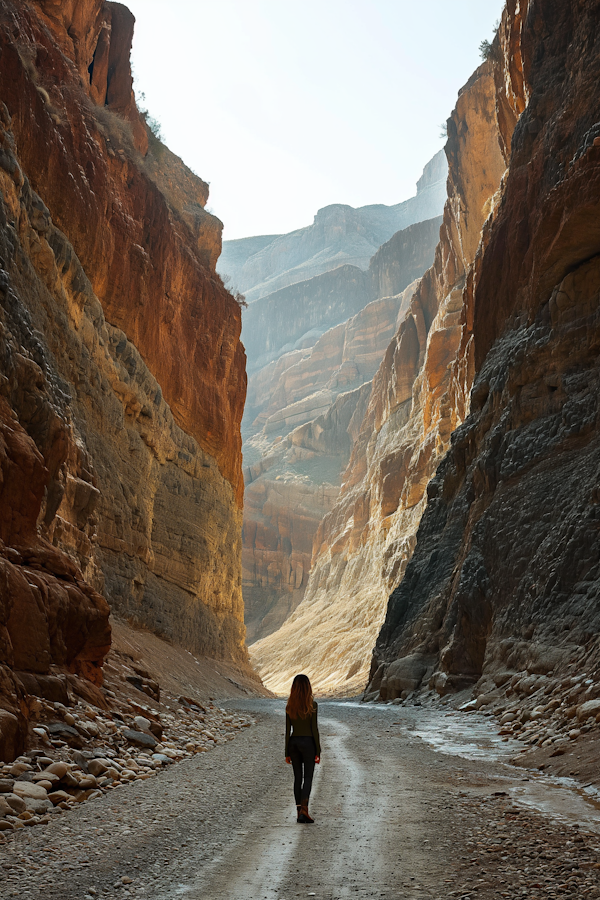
[220,151,447,302]
[243,216,442,376]
[251,60,505,695]
[242,213,442,646]
[0,0,249,756]
[242,288,409,642]
[368,0,600,705]
[243,266,371,376]
[246,287,417,439]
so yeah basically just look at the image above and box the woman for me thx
[285,673,321,823]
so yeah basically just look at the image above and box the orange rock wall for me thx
[0,0,249,759]
[1,0,245,501]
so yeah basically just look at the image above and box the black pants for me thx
[289,736,316,804]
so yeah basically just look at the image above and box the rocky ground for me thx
[0,699,598,899]
[0,618,267,840]
[458,668,600,788]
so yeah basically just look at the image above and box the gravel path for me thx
[1,699,599,900]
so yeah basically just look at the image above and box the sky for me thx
[125,0,503,240]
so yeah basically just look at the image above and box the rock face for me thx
[219,151,447,302]
[0,0,248,756]
[243,222,441,647]
[246,289,416,440]
[241,206,443,650]
[242,288,411,643]
[250,59,505,695]
[369,217,444,302]
[243,266,371,375]
[368,0,600,702]
[243,216,442,375]
[242,191,444,648]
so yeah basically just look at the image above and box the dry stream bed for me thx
[1,699,599,900]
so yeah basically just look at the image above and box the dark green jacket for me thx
[285,701,321,756]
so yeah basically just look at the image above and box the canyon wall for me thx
[243,266,371,375]
[243,216,442,377]
[243,216,442,646]
[250,58,506,695]
[368,0,600,705]
[0,0,250,756]
[242,289,411,643]
[219,151,447,302]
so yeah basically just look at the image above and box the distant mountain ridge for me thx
[242,215,442,375]
[218,150,447,303]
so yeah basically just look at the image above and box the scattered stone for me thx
[4,793,26,813]
[8,762,31,776]
[576,698,600,721]
[34,779,55,791]
[122,729,157,749]
[86,758,108,776]
[133,715,152,733]
[12,780,49,800]
[46,722,84,748]
[48,790,72,806]
[44,761,69,778]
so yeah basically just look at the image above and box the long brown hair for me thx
[286,673,314,720]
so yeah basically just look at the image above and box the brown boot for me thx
[300,801,314,824]
[296,804,305,823]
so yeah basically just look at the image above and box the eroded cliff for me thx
[0,0,249,757]
[243,213,442,648]
[369,0,600,708]
[250,59,505,695]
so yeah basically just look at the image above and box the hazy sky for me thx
[125,0,503,240]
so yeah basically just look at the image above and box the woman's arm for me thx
[285,712,291,758]
[312,703,321,761]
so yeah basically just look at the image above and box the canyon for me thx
[241,209,444,646]
[1,1,600,891]
[249,59,504,693]
[0,0,254,763]
[248,0,600,719]
[0,0,599,806]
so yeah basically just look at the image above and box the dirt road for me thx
[2,700,600,900]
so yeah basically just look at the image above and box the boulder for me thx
[379,655,429,700]
[48,790,73,806]
[87,758,110,777]
[576,699,600,721]
[8,762,31,777]
[133,716,153,734]
[46,722,84,748]
[4,793,26,814]
[78,774,97,790]
[44,761,69,779]
[12,780,49,800]
[122,728,157,749]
